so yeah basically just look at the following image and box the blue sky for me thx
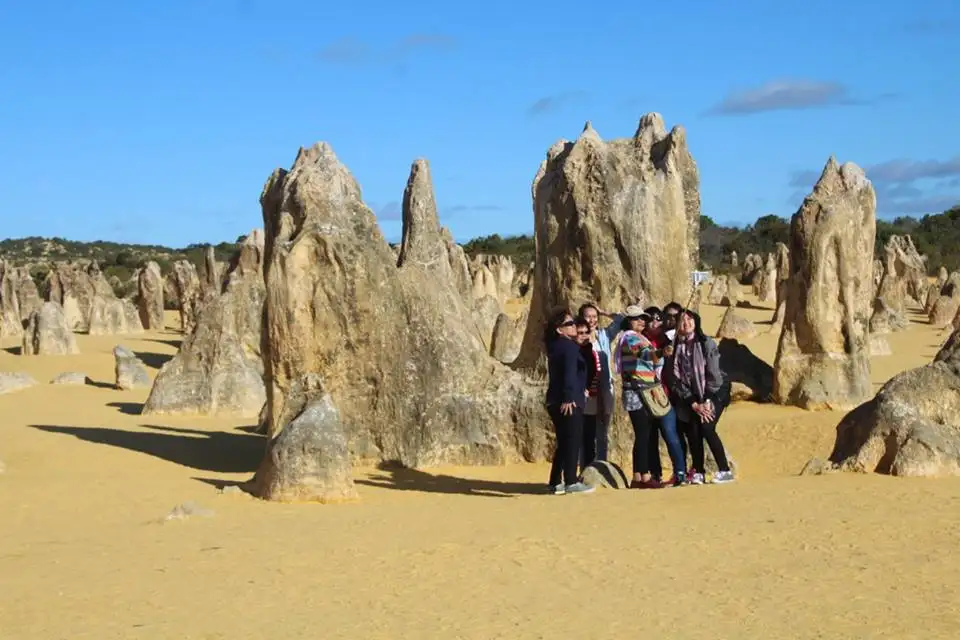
[1,0,958,248]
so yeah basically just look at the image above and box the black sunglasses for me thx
[559,320,576,327]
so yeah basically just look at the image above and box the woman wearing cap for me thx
[544,308,595,495]
[614,306,685,489]
[670,308,734,485]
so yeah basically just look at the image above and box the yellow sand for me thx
[2,304,959,639]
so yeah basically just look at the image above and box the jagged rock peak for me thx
[397,158,442,268]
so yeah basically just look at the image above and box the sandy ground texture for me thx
[2,303,960,639]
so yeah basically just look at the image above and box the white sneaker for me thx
[712,470,735,484]
[690,473,706,485]
[564,482,596,495]
[551,484,566,495]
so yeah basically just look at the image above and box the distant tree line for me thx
[462,205,960,275]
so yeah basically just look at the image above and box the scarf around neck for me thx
[673,334,706,400]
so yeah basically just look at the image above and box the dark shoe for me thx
[638,478,663,490]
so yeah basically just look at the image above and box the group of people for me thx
[544,301,734,495]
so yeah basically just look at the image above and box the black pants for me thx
[681,399,730,474]
[548,404,583,486]
[629,409,652,476]
[581,413,597,473]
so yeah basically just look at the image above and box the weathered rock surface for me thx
[21,302,79,356]
[706,274,729,305]
[46,261,114,332]
[773,157,876,410]
[830,329,960,476]
[0,371,38,395]
[490,311,527,363]
[514,114,700,369]
[114,346,150,390]
[0,260,22,336]
[929,272,960,327]
[730,251,739,267]
[469,255,515,306]
[51,372,89,385]
[875,235,926,317]
[142,230,266,417]
[88,295,143,335]
[869,297,908,335]
[581,460,629,489]
[869,334,892,356]
[771,242,790,324]
[252,143,545,502]
[252,393,359,503]
[137,261,165,330]
[170,261,202,333]
[924,282,941,314]
[716,307,757,340]
[757,254,777,303]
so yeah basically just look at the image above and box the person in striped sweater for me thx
[615,305,683,489]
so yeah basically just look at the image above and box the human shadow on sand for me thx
[30,423,264,474]
[355,463,545,498]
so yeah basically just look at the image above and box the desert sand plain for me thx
[2,297,959,639]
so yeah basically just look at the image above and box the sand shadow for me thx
[86,379,117,390]
[134,351,173,370]
[30,423,264,474]
[718,338,774,402]
[355,463,545,498]
[3,345,21,355]
[107,401,144,415]
[146,338,183,350]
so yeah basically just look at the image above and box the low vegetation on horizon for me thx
[2,207,959,291]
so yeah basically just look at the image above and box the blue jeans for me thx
[633,407,685,478]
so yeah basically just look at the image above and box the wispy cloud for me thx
[317,33,457,67]
[445,204,504,215]
[707,79,895,116]
[526,91,589,117]
[900,19,959,35]
[867,157,960,183]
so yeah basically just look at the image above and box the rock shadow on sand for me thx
[133,350,174,370]
[30,423,264,474]
[355,463,545,498]
[107,401,144,415]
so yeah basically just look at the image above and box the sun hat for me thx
[624,304,645,318]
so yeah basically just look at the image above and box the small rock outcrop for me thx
[251,144,544,502]
[88,296,143,335]
[252,392,359,503]
[0,260,22,336]
[874,235,926,321]
[716,307,757,340]
[114,346,150,390]
[514,114,700,369]
[46,261,115,332]
[771,242,790,324]
[0,372,38,395]
[21,302,79,356]
[830,329,960,476]
[137,261,165,330]
[929,272,960,328]
[51,372,89,385]
[773,157,876,410]
[581,460,629,489]
[142,231,266,417]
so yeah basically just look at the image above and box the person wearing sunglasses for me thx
[575,315,610,471]
[640,306,687,486]
[543,308,595,495]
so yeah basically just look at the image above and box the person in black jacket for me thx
[670,309,734,485]
[576,316,610,471]
[544,308,595,495]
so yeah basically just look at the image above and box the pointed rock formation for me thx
[771,242,790,324]
[88,296,143,335]
[114,346,150,390]
[21,302,79,355]
[757,253,777,302]
[830,329,960,476]
[874,235,926,320]
[137,261,165,330]
[0,260,22,336]
[251,144,544,502]
[490,311,527,363]
[716,307,757,340]
[514,114,700,369]
[46,261,115,332]
[142,230,267,417]
[170,260,202,333]
[773,157,876,410]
